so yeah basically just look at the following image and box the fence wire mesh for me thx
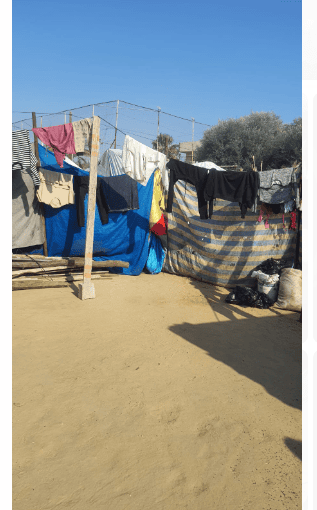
[12,100,211,166]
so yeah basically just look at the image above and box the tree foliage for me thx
[152,133,179,159]
[195,112,302,170]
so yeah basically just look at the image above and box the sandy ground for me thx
[12,272,301,510]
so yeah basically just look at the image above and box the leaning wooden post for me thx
[32,112,48,257]
[78,115,101,300]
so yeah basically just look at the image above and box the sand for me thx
[12,272,302,510]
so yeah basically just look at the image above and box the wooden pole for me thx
[114,100,119,149]
[78,115,101,300]
[32,112,48,257]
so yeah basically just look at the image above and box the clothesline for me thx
[13,99,213,127]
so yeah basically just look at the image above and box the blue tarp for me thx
[39,145,154,275]
[145,233,166,274]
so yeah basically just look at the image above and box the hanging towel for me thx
[122,134,168,190]
[204,168,260,218]
[12,130,41,186]
[32,123,76,168]
[149,168,166,228]
[100,174,139,212]
[36,168,75,208]
[72,117,93,153]
[12,167,44,249]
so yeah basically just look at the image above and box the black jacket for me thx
[204,169,260,218]
[166,159,211,219]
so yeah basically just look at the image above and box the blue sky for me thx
[12,0,302,145]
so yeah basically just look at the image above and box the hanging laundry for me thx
[204,168,260,218]
[293,165,302,211]
[73,175,109,227]
[122,135,168,190]
[72,117,93,153]
[36,168,75,208]
[32,123,76,168]
[12,165,45,249]
[259,203,284,215]
[283,199,296,214]
[258,167,298,204]
[150,168,166,228]
[289,211,297,231]
[12,129,41,186]
[166,159,211,219]
[100,174,139,212]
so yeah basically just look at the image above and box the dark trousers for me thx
[73,175,109,227]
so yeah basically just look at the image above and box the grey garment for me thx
[293,166,301,210]
[12,168,45,249]
[258,167,297,204]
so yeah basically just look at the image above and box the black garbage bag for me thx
[252,257,291,276]
[225,285,274,309]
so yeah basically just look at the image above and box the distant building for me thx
[179,141,201,163]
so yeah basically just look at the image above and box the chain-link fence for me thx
[12,100,212,166]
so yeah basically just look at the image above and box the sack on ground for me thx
[275,268,302,312]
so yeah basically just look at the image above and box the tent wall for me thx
[163,180,298,287]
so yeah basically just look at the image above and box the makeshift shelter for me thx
[38,144,156,275]
[12,116,301,297]
[163,178,300,287]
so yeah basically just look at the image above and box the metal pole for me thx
[64,113,67,124]
[69,111,73,160]
[40,116,42,128]
[114,100,119,149]
[157,107,161,151]
[92,105,94,117]
[191,118,195,163]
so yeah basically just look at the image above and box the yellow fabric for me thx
[149,168,165,228]
[36,168,75,208]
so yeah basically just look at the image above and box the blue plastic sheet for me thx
[39,145,154,275]
[145,232,166,274]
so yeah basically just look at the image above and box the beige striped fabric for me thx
[163,180,298,287]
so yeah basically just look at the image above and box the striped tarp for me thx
[163,180,298,287]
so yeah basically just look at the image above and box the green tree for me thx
[195,111,302,170]
[152,133,179,159]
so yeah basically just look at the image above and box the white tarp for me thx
[97,149,124,177]
[193,161,226,171]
